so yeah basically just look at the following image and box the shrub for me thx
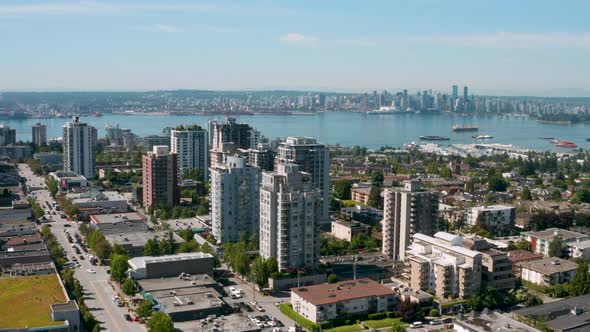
[367,312,387,320]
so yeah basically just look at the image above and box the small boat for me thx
[473,135,493,139]
[552,140,577,148]
[419,136,450,141]
[539,137,555,140]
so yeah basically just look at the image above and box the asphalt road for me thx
[19,164,145,332]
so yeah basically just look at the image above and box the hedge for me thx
[367,312,387,320]
[280,303,320,332]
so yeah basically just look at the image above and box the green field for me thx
[0,274,67,329]
[365,317,404,328]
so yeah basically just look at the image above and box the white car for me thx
[409,321,423,328]
[256,304,265,312]
[86,269,96,274]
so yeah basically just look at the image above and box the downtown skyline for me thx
[1,0,590,96]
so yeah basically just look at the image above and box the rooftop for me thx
[152,287,224,314]
[456,310,540,332]
[128,252,213,270]
[523,228,589,241]
[137,274,217,293]
[291,278,395,306]
[471,204,515,211]
[518,257,578,275]
[568,239,590,249]
[0,274,67,329]
[506,250,543,263]
[90,212,146,224]
[514,294,590,332]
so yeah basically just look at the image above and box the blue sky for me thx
[1,0,589,96]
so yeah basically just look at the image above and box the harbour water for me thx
[3,112,590,151]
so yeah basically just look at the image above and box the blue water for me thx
[4,112,590,151]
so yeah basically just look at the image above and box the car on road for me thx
[429,319,441,325]
[124,314,132,321]
[409,321,423,328]
[64,224,71,227]
[86,269,96,274]
[256,304,265,312]
[79,255,85,260]
[250,301,258,306]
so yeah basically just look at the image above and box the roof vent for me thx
[298,288,307,292]
[328,294,337,298]
[551,260,560,265]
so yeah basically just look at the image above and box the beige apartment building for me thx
[406,232,482,299]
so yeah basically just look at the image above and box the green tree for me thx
[515,240,532,251]
[487,174,508,192]
[136,300,153,318]
[572,188,590,204]
[428,309,440,317]
[569,261,590,296]
[200,242,220,267]
[333,179,352,200]
[550,189,562,201]
[147,312,174,332]
[122,278,137,296]
[390,320,407,332]
[177,240,200,253]
[264,257,279,276]
[327,273,338,284]
[439,167,452,178]
[144,239,161,256]
[112,243,128,256]
[367,186,382,209]
[521,186,532,200]
[110,254,129,283]
[548,237,567,258]
[47,176,58,197]
[250,256,267,287]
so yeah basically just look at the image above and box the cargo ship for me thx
[419,135,450,141]
[552,140,577,148]
[452,124,479,132]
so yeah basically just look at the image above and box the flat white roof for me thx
[413,233,481,258]
[471,204,514,211]
[128,252,213,269]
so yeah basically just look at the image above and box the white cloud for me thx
[155,24,182,33]
[280,33,318,45]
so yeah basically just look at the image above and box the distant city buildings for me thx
[170,125,208,180]
[382,179,439,260]
[32,122,47,147]
[210,155,260,244]
[63,116,97,179]
[142,145,179,209]
[259,163,321,270]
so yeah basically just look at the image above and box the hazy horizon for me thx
[1,0,589,96]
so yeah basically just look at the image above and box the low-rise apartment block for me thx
[519,257,578,287]
[290,278,396,323]
[406,232,482,299]
[521,228,590,257]
[466,204,515,235]
[331,220,370,242]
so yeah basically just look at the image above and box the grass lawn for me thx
[342,200,364,207]
[324,325,366,332]
[365,317,404,328]
[0,274,67,329]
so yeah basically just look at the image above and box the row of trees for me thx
[79,224,112,260]
[41,226,100,332]
[320,233,379,256]
[29,198,45,219]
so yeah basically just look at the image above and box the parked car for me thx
[86,269,96,274]
[124,314,132,321]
